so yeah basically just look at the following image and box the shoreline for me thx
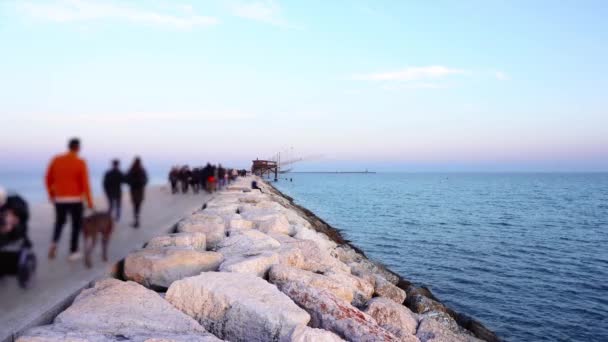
[264,180,500,342]
[14,176,501,342]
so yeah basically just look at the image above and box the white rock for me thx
[375,274,406,304]
[282,209,311,228]
[124,248,223,289]
[269,265,354,304]
[365,297,419,339]
[351,264,406,304]
[278,282,398,342]
[219,251,279,277]
[257,214,292,235]
[288,325,345,342]
[416,312,482,342]
[335,246,399,285]
[166,272,310,342]
[294,227,337,252]
[17,324,221,342]
[177,214,226,249]
[216,229,280,257]
[227,217,254,232]
[146,232,206,251]
[323,269,374,307]
[53,279,208,336]
[253,200,285,211]
[238,195,268,204]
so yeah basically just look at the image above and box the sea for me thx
[274,173,608,342]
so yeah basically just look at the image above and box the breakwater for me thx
[16,176,499,341]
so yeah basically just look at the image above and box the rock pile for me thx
[18,176,496,342]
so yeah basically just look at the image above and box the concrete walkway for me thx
[0,185,212,341]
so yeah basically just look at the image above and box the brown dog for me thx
[82,212,113,268]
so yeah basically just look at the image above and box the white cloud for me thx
[353,66,467,81]
[228,0,293,28]
[17,0,219,29]
[495,71,510,81]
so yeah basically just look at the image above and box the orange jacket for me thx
[45,152,93,208]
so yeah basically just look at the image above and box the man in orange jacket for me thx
[45,138,94,261]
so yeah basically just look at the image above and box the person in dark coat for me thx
[168,167,179,194]
[179,166,190,194]
[190,168,200,194]
[103,159,123,221]
[198,166,207,192]
[125,157,148,228]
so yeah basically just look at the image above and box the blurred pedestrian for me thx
[103,159,123,221]
[45,138,93,261]
[218,164,226,189]
[191,168,200,194]
[168,166,179,194]
[125,157,148,228]
[0,187,36,288]
[179,166,190,194]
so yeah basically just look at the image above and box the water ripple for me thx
[277,173,608,342]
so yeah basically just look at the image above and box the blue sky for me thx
[0,0,607,172]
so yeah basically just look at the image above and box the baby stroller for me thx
[0,190,36,289]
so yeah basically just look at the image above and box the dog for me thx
[82,212,113,268]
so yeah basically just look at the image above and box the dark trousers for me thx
[53,202,83,253]
[106,195,121,220]
[130,188,144,221]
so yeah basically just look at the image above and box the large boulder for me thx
[216,229,280,257]
[293,227,337,252]
[416,312,482,342]
[146,232,206,251]
[269,265,354,304]
[405,288,449,315]
[226,215,254,233]
[374,274,406,304]
[256,214,292,235]
[273,237,350,273]
[51,279,210,337]
[219,251,279,277]
[364,297,419,340]
[124,248,223,290]
[352,265,406,304]
[17,324,221,342]
[177,214,226,249]
[237,194,268,204]
[166,272,310,342]
[278,282,397,341]
[282,209,312,229]
[333,246,400,285]
[322,269,374,307]
[288,325,345,342]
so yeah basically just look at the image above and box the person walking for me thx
[45,138,93,261]
[168,167,179,194]
[102,159,123,221]
[125,157,148,228]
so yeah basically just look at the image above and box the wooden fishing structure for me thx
[251,159,278,181]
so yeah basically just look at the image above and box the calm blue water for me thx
[275,173,608,342]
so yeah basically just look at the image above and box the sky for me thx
[1,0,607,172]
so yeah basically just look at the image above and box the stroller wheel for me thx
[18,253,36,289]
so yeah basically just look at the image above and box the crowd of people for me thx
[1,138,150,288]
[1,137,250,288]
[168,165,247,194]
